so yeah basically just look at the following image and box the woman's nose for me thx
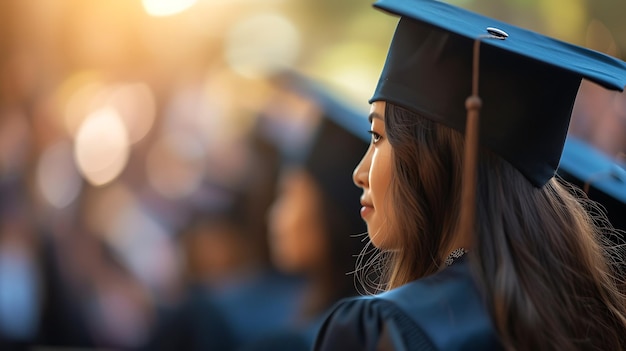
[353,146,371,189]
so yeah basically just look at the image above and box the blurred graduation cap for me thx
[558,137,626,231]
[271,70,370,231]
[370,0,626,187]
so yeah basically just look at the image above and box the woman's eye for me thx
[368,130,382,144]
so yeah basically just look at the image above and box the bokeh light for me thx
[74,107,130,186]
[225,12,301,79]
[36,140,83,209]
[83,182,180,295]
[142,0,197,17]
[63,79,156,144]
[107,83,157,144]
[108,200,180,294]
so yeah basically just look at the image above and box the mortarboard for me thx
[370,0,626,188]
[558,137,626,231]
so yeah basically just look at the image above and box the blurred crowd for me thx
[0,60,368,351]
[0,1,625,350]
[0,1,380,349]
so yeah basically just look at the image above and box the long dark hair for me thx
[375,102,626,350]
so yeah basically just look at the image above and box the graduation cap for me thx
[370,0,626,187]
[369,0,626,237]
[558,137,626,231]
[272,71,371,233]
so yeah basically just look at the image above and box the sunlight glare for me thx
[142,0,197,17]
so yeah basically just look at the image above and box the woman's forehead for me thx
[368,102,386,122]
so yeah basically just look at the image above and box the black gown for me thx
[314,256,503,350]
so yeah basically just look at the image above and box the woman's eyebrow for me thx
[368,112,383,123]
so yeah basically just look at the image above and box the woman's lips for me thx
[360,204,373,218]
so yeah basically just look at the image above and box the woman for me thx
[239,72,371,351]
[314,0,626,350]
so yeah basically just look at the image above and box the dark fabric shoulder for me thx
[314,258,503,351]
[313,296,437,351]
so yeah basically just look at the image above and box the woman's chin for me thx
[367,229,392,250]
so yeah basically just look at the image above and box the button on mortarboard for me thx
[486,27,508,39]
[370,0,626,187]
